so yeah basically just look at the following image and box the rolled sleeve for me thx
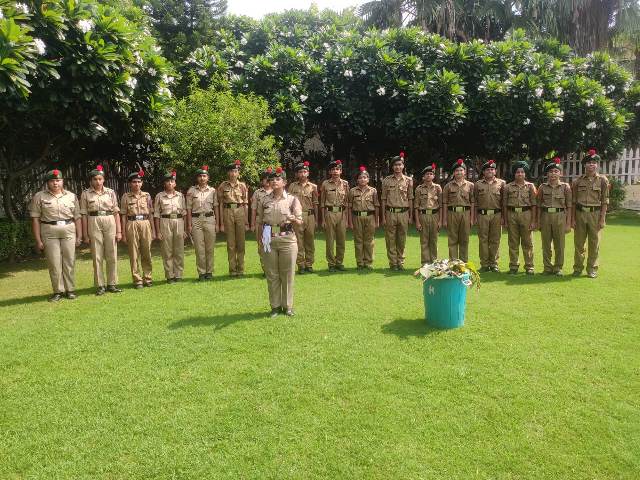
[153,195,161,218]
[79,192,88,215]
[111,190,120,213]
[29,195,41,218]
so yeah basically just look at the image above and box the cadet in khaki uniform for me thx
[572,149,609,278]
[80,165,122,295]
[120,170,155,288]
[536,158,572,276]
[442,159,475,262]
[30,169,82,302]
[186,165,219,281]
[347,165,380,270]
[257,167,303,317]
[320,159,349,272]
[503,161,537,275]
[288,161,319,274]
[251,168,273,275]
[381,153,414,270]
[414,163,442,265]
[474,160,506,272]
[154,170,187,283]
[218,160,249,277]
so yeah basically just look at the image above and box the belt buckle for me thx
[135,215,144,220]
[454,207,463,212]
[56,220,67,226]
[486,209,495,215]
[548,208,557,213]
[98,211,107,216]
[425,209,432,214]
[514,207,523,213]
[169,213,178,219]
[229,203,238,209]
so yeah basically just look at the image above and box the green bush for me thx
[608,176,627,210]
[0,220,35,262]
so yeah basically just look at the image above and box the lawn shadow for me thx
[168,311,267,331]
[478,271,576,285]
[0,286,98,307]
[381,317,446,339]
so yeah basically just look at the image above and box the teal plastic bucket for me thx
[422,273,470,329]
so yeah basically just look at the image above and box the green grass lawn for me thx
[1,211,639,479]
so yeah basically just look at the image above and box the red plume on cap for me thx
[202,165,209,171]
[399,151,405,158]
[588,148,597,156]
[303,161,310,167]
[266,167,273,173]
[359,165,366,171]
[96,165,103,171]
[336,159,342,165]
[432,163,436,170]
[172,170,177,176]
[138,169,144,178]
[53,169,60,176]
[275,166,283,174]
[234,159,241,166]
[489,159,496,165]
[457,158,464,165]
[553,157,561,164]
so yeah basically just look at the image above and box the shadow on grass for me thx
[478,271,576,284]
[0,286,100,307]
[381,317,446,339]
[168,312,267,331]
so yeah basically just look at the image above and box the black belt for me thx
[447,206,470,212]
[41,219,74,225]
[224,203,243,209]
[192,212,215,217]
[305,210,315,215]
[508,206,532,212]
[542,207,565,213]
[418,208,439,214]
[264,223,294,235]
[325,206,344,212]
[477,208,501,215]
[89,211,112,216]
[127,214,149,221]
[576,204,601,212]
[353,211,374,217]
[386,207,408,213]
[161,214,183,219]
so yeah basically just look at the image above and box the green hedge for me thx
[0,219,35,262]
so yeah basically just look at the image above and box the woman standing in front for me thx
[257,167,303,317]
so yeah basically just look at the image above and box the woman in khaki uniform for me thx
[257,167,303,317]
[320,159,349,272]
[536,158,572,276]
[347,166,379,270]
[503,161,537,275]
[186,165,219,281]
[414,163,442,265]
[30,169,82,302]
[474,160,506,273]
[442,159,475,262]
[80,165,122,295]
[251,168,273,275]
[121,170,155,288]
[218,160,249,277]
[287,161,318,274]
[154,170,187,283]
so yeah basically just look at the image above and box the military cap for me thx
[89,165,105,177]
[511,160,529,175]
[582,148,601,164]
[391,151,406,164]
[196,165,209,175]
[327,159,343,170]
[356,165,369,178]
[544,157,563,173]
[45,169,63,181]
[268,166,286,180]
[260,166,273,180]
[128,169,145,181]
[450,158,466,173]
[294,161,310,172]
[481,159,497,171]
[226,159,241,171]
[421,163,437,175]
[163,170,177,181]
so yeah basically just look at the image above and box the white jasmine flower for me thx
[360,69,367,75]
[77,19,94,33]
[343,69,353,78]
[240,37,247,45]
[376,86,386,96]
[235,60,244,68]
[553,111,564,122]
[315,106,323,114]
[535,87,543,97]
[289,85,298,93]
[126,77,137,89]
[15,3,29,14]
[91,122,107,134]
[299,94,308,102]
[153,46,161,53]
[391,89,398,98]
[0,10,4,19]
[606,85,615,93]
[523,118,531,125]
[418,90,427,96]
[197,69,207,76]
[33,38,46,55]
[586,98,594,106]
[273,62,278,69]
[586,121,597,129]
[147,67,156,76]
[341,57,348,64]
[554,86,563,96]
[323,43,330,49]
[162,75,174,84]
[635,101,640,107]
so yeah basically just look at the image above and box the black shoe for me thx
[490,266,500,273]
[269,308,280,318]
[554,271,563,277]
[364,265,373,270]
[479,266,491,273]
[335,264,346,271]
[65,291,77,300]
[144,281,153,287]
[204,273,213,280]
[508,269,518,275]
[328,266,337,272]
[285,309,295,317]
[174,278,182,282]
[587,271,597,278]
[167,278,176,284]
[96,287,106,296]
[198,274,206,281]
[396,264,405,271]
[389,265,397,271]
[542,270,553,275]
[134,284,144,289]
[525,269,534,276]
[305,266,314,273]
[49,293,63,302]
[298,267,306,275]
[572,270,582,277]
[106,285,122,293]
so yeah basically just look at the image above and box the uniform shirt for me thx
[80,187,120,215]
[443,180,474,206]
[30,190,81,221]
[186,185,218,214]
[256,191,303,226]
[320,179,349,208]
[571,174,609,207]
[120,191,153,217]
[474,177,505,209]
[288,181,318,211]
[251,187,271,211]
[537,182,571,208]
[414,183,442,210]
[381,174,413,208]
[217,180,248,205]
[348,185,379,211]
[505,181,536,207]
[154,191,186,217]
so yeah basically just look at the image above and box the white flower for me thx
[134,51,144,66]
[0,9,4,19]
[586,121,597,129]
[635,101,640,107]
[15,3,29,14]
[418,90,427,96]
[315,106,323,114]
[33,38,46,55]
[153,46,161,53]
[534,87,543,97]
[606,85,615,93]
[343,69,353,78]
[197,69,207,76]
[585,98,594,107]
[553,110,564,122]
[323,43,330,49]
[77,19,94,33]
[162,75,174,84]
[272,62,279,69]
[554,86,563,96]
[289,85,298,93]
[147,67,156,76]
[299,94,308,102]
[126,77,137,89]
[360,69,367,75]
[341,57,349,64]
[158,87,171,97]
[240,37,247,45]
[376,86,386,96]
[391,89,398,98]
[235,60,244,68]
[523,118,531,125]
[91,122,107,134]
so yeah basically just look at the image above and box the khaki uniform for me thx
[537,182,571,273]
[120,191,154,285]
[29,190,81,294]
[414,183,442,264]
[442,180,474,262]
[218,181,248,275]
[288,181,318,268]
[348,185,379,267]
[475,178,505,268]
[187,185,218,276]
[320,178,349,267]
[154,191,186,279]
[257,192,302,310]
[80,187,120,287]
[251,187,272,272]
[504,181,537,270]
[572,174,609,274]
[382,174,413,267]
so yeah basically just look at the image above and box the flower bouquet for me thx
[414,259,481,290]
